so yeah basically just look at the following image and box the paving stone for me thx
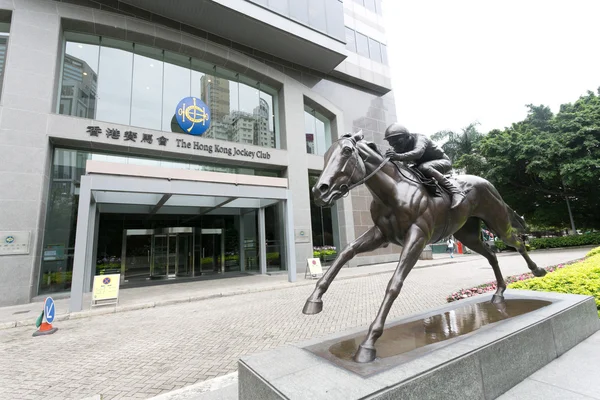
[0,250,589,399]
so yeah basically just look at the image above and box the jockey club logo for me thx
[176,97,211,136]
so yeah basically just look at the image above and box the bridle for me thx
[337,138,390,197]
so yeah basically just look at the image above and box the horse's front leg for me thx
[303,226,387,315]
[354,225,427,362]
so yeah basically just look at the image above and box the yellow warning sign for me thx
[92,274,120,306]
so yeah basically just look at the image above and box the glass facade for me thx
[58,33,279,149]
[345,27,388,65]
[0,34,9,99]
[352,0,383,15]
[38,148,282,294]
[246,0,345,42]
[304,105,332,156]
[309,174,337,264]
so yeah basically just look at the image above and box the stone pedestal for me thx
[238,291,599,400]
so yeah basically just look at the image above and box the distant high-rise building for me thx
[59,54,98,119]
[200,75,230,121]
[253,98,275,148]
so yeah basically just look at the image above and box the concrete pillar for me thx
[90,210,100,291]
[278,85,313,275]
[258,207,267,275]
[69,176,92,312]
[83,201,97,292]
[284,197,297,282]
[239,214,245,272]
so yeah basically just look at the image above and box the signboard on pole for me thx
[305,258,323,279]
[92,274,120,307]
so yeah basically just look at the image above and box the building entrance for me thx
[121,227,224,284]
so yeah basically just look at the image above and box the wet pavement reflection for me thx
[328,299,551,361]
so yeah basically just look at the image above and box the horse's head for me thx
[312,131,383,207]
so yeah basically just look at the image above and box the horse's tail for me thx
[506,205,528,233]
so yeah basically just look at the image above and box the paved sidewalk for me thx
[153,331,600,400]
[0,252,485,330]
[0,247,592,399]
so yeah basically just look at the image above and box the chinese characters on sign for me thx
[87,126,169,147]
[85,126,272,161]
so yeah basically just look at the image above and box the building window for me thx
[309,174,337,250]
[381,43,388,65]
[368,38,382,63]
[355,32,370,58]
[58,32,279,149]
[304,105,332,156]
[344,27,388,65]
[0,35,8,99]
[363,0,376,13]
[0,18,10,99]
[345,27,357,52]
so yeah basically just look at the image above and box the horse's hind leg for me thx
[453,218,507,302]
[303,226,387,315]
[485,215,547,278]
[499,231,546,277]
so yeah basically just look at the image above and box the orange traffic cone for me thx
[32,298,58,337]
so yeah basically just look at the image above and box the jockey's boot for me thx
[438,176,466,209]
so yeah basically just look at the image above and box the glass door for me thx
[200,229,223,274]
[122,230,152,283]
[176,233,194,277]
[152,234,168,278]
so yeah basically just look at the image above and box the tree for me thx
[475,94,600,230]
[431,122,486,174]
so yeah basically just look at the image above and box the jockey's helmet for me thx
[384,123,410,141]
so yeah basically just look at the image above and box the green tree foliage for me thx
[431,122,485,174]
[435,90,600,229]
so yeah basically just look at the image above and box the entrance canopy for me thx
[69,160,296,312]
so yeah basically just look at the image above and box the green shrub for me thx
[586,246,600,258]
[493,240,530,251]
[528,233,600,250]
[509,254,600,317]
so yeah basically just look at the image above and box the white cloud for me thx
[382,0,600,136]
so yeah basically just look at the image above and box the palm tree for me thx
[431,122,485,175]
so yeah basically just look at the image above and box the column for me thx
[83,201,97,292]
[258,207,267,275]
[90,210,100,291]
[284,197,297,282]
[239,214,246,272]
[69,176,92,312]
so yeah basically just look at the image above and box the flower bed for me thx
[446,262,573,303]
[510,251,600,317]
[313,246,337,261]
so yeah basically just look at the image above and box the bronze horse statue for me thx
[302,131,546,363]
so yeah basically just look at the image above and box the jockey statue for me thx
[384,123,466,209]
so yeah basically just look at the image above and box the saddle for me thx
[391,161,446,198]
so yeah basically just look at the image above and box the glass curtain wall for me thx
[309,174,337,263]
[0,21,10,99]
[58,33,279,149]
[39,148,280,294]
[304,106,331,156]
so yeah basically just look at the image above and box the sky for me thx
[382,0,600,136]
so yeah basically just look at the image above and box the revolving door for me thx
[121,227,195,283]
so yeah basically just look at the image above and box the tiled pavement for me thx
[0,247,591,399]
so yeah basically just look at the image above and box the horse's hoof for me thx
[533,268,547,277]
[302,299,323,315]
[491,294,505,304]
[354,344,377,363]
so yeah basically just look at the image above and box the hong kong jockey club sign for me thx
[176,97,211,136]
